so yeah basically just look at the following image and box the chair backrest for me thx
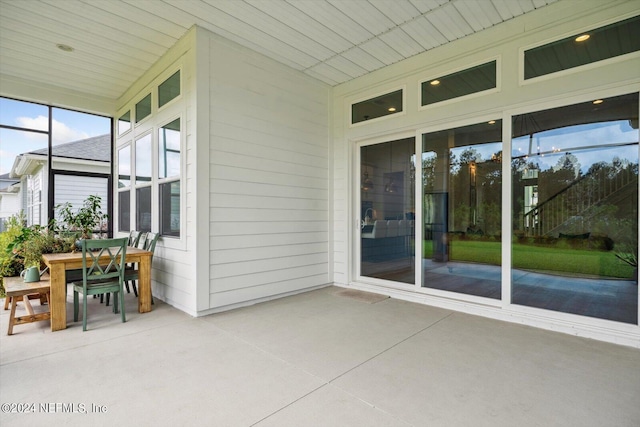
[80,238,128,287]
[135,232,148,249]
[128,230,142,247]
[143,232,160,259]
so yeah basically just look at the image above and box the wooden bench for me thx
[3,275,51,335]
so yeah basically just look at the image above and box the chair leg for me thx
[119,291,126,323]
[73,290,79,322]
[112,293,119,314]
[105,293,111,306]
[82,293,88,332]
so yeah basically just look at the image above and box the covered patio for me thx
[1,1,640,423]
[1,288,639,426]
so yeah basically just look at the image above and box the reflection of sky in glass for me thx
[118,146,130,187]
[136,134,152,184]
[513,120,638,173]
[158,126,180,178]
[118,111,131,135]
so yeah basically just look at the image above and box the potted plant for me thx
[56,195,107,240]
[2,214,74,276]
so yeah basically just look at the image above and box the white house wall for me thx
[202,29,331,312]
[116,28,198,314]
[0,191,20,221]
[331,0,640,346]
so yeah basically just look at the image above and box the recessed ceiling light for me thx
[56,43,74,52]
[388,107,396,112]
[593,99,603,104]
[430,80,440,86]
[488,120,496,125]
[575,34,590,42]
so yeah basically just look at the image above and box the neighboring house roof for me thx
[29,134,111,162]
[10,134,111,178]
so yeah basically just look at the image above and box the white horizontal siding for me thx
[53,175,108,216]
[206,31,330,309]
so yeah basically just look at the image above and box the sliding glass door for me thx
[359,138,415,284]
[511,93,638,324]
[421,120,503,298]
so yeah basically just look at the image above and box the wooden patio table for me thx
[41,247,153,331]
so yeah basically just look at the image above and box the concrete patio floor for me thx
[1,286,639,426]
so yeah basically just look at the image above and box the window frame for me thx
[349,85,406,128]
[157,115,183,239]
[418,56,501,111]
[116,142,132,233]
[134,93,153,126]
[519,13,640,86]
[158,70,182,111]
[134,132,153,233]
[114,62,185,249]
[117,109,132,136]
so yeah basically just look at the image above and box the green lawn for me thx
[423,239,634,279]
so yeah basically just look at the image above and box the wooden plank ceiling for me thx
[0,0,558,100]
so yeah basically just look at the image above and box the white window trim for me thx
[115,61,186,251]
[157,114,184,241]
[519,12,640,86]
[417,56,501,111]
[349,85,407,128]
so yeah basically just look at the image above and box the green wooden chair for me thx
[124,230,143,294]
[125,232,160,304]
[127,230,142,247]
[71,237,128,331]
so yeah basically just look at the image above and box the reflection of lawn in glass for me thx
[423,240,634,278]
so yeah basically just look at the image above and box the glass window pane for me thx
[135,94,152,123]
[511,93,638,324]
[421,61,496,106]
[0,128,48,176]
[525,15,640,79]
[118,111,131,135]
[160,180,180,237]
[136,186,152,232]
[158,71,180,108]
[118,146,131,188]
[422,120,503,299]
[360,138,415,283]
[135,134,152,185]
[118,190,130,232]
[352,90,403,124]
[158,118,180,179]
[0,97,48,130]
[52,108,110,147]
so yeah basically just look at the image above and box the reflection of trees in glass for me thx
[422,153,436,193]
[448,147,502,235]
[514,151,637,241]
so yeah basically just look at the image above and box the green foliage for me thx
[1,212,74,278]
[0,212,27,277]
[55,194,107,239]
